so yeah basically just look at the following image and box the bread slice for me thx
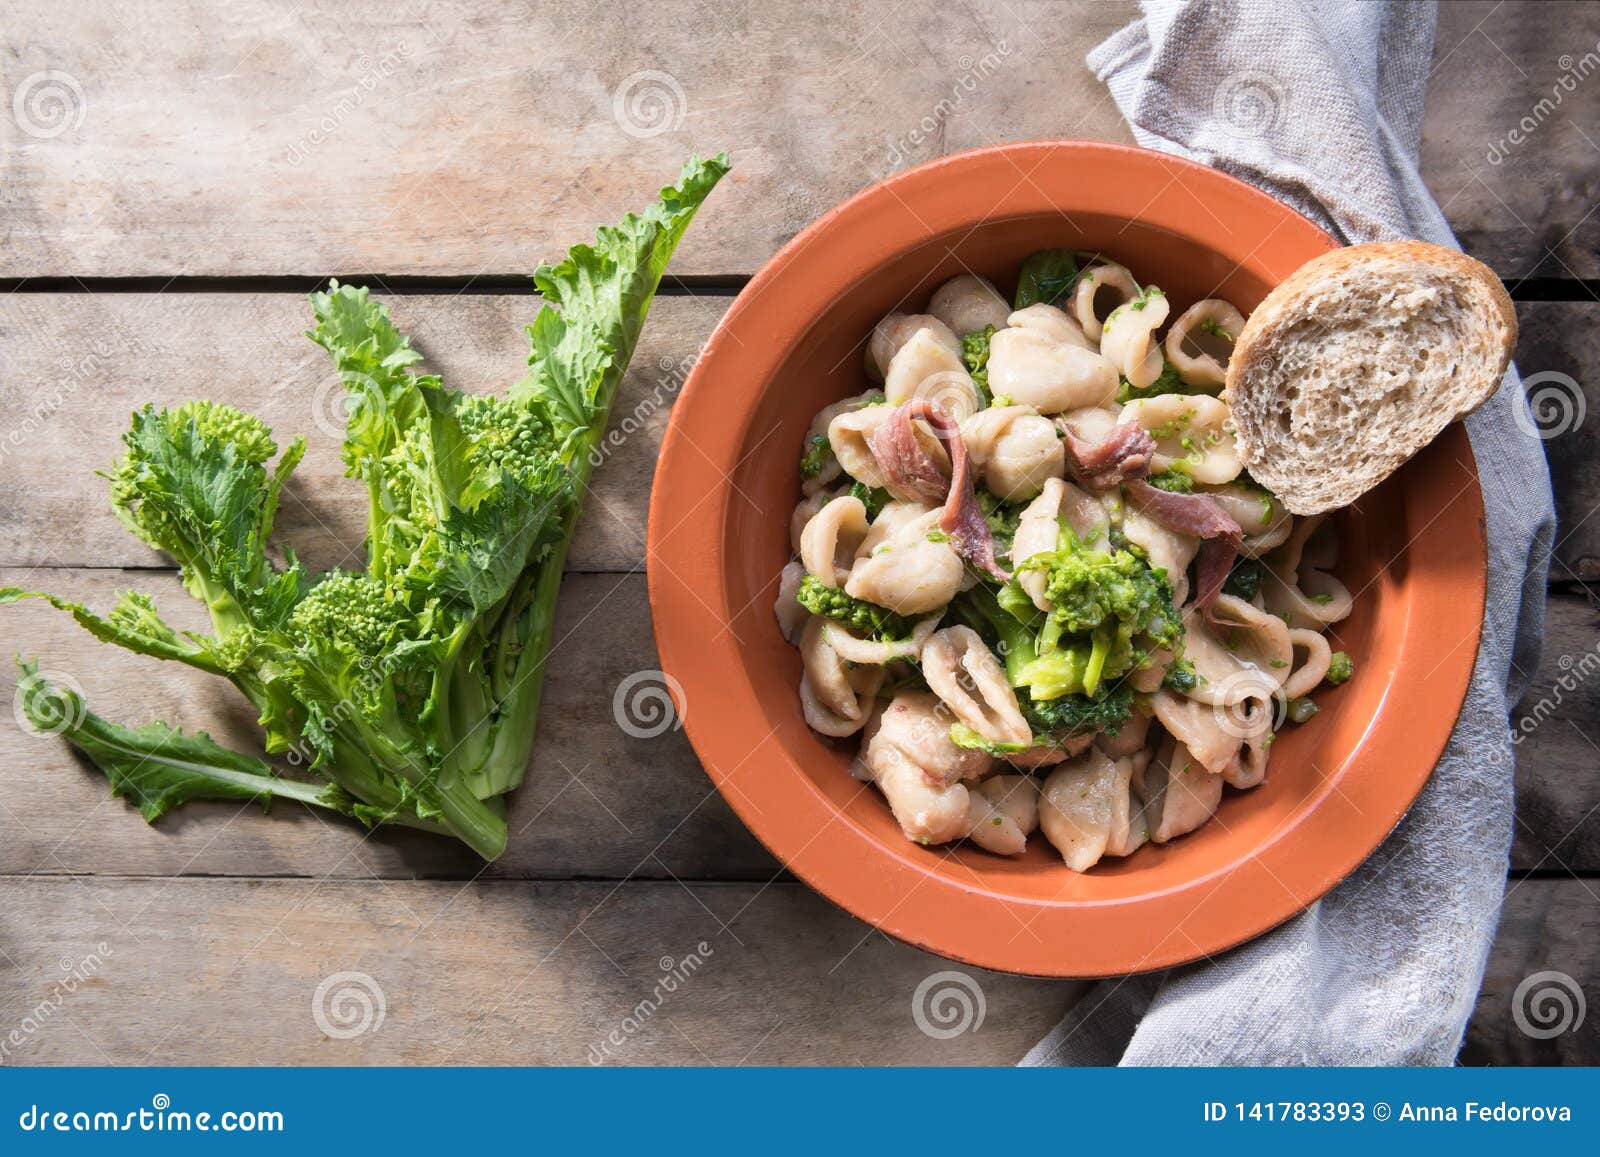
[1223,240,1515,514]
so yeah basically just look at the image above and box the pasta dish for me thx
[775,253,1355,869]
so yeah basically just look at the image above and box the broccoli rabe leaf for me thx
[13,658,371,825]
[1222,558,1266,601]
[1014,249,1080,309]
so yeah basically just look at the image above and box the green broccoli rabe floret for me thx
[167,400,279,464]
[1116,359,1188,403]
[1325,651,1354,685]
[1016,534,1182,697]
[1146,469,1194,494]
[961,326,996,405]
[799,434,834,479]
[977,491,1022,557]
[1021,685,1134,738]
[796,574,912,639]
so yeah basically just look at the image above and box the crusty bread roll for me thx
[1223,240,1516,515]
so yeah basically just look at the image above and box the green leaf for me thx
[13,658,347,823]
[1014,249,1080,309]
[515,153,731,443]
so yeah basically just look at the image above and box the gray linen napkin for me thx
[1023,0,1557,1066]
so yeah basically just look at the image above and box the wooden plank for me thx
[0,0,1136,279]
[1461,880,1599,1065]
[1515,301,1600,582]
[0,873,1588,1065]
[1511,589,1600,873]
[0,877,1079,1065]
[5,1,1586,281]
[1425,1,1600,280]
[0,292,725,573]
[0,568,775,880]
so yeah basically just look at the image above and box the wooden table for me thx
[1,0,1594,1066]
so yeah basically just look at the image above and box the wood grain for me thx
[0,877,1079,1065]
[1,1,1591,279]
[0,874,1587,1065]
[0,293,722,574]
[1515,301,1600,582]
[4,569,1597,878]
[1460,880,1599,1065]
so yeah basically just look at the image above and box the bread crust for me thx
[1223,240,1516,514]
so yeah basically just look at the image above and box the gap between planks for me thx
[0,274,1594,302]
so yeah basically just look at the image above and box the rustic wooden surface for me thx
[0,0,1595,1067]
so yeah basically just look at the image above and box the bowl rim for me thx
[647,140,1488,977]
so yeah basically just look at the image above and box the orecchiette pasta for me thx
[799,495,870,587]
[866,692,990,843]
[1100,290,1171,389]
[782,251,1362,865]
[928,274,1012,336]
[799,617,884,737]
[845,505,964,614]
[1072,261,1140,343]
[960,405,1065,501]
[1136,735,1223,843]
[1039,748,1143,870]
[966,775,1041,856]
[1119,394,1242,484]
[885,325,981,419]
[923,626,1032,747]
[1163,298,1245,389]
[1007,302,1093,349]
[866,313,959,381]
[987,326,1119,413]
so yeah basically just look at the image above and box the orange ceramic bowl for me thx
[648,141,1486,977]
